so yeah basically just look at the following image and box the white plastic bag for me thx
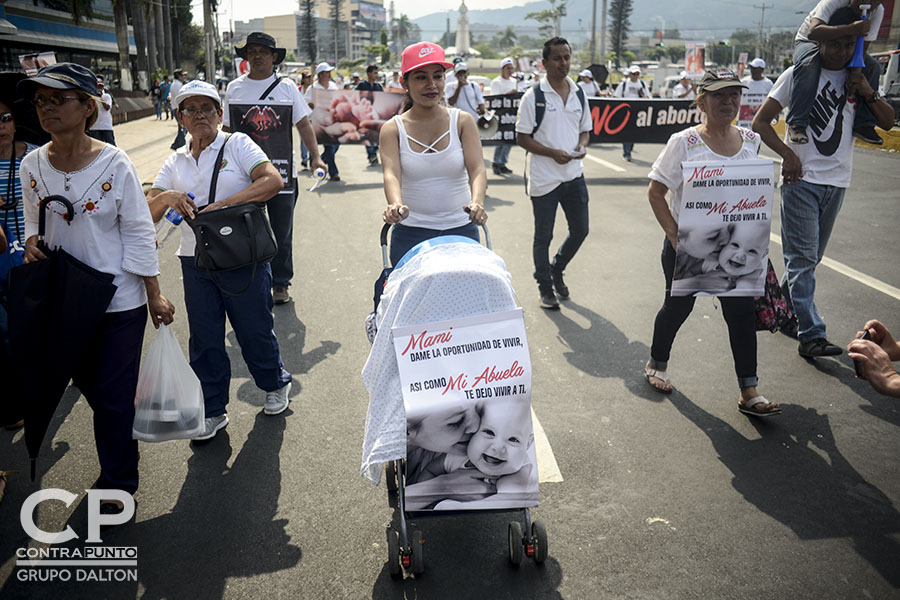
[133,324,205,442]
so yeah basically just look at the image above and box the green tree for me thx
[439,30,455,48]
[526,0,564,39]
[300,0,317,63]
[494,26,517,49]
[396,14,420,47]
[473,44,498,59]
[608,0,633,69]
[667,44,685,64]
[380,28,391,64]
[645,46,667,61]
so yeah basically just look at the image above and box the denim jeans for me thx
[493,144,511,166]
[779,180,845,343]
[650,238,759,389]
[322,144,339,177]
[267,185,298,288]
[300,141,309,163]
[180,257,291,418]
[622,142,634,158]
[531,176,589,288]
[389,222,479,267]
[366,143,379,161]
[789,40,879,129]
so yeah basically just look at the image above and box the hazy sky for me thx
[211,0,520,27]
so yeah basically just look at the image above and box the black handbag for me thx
[187,134,278,295]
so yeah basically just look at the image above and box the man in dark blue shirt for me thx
[355,64,384,166]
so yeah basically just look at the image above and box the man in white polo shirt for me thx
[223,32,326,305]
[490,57,518,175]
[516,36,592,310]
[446,62,485,120]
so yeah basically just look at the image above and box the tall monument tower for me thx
[455,0,470,56]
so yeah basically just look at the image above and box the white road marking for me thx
[584,152,627,173]
[770,233,900,302]
[532,409,563,483]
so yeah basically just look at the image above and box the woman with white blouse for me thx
[645,69,780,417]
[148,81,290,442]
[18,63,175,508]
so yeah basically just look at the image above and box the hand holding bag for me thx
[133,324,205,442]
[186,133,277,295]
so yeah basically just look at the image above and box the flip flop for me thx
[738,395,782,417]
[644,365,673,394]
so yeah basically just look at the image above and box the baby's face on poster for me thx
[677,225,728,259]
[466,402,531,477]
[718,225,768,276]
[408,404,479,456]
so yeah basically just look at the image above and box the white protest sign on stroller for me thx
[392,308,538,511]
[672,158,775,297]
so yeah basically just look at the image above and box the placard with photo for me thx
[672,158,775,297]
[392,309,538,511]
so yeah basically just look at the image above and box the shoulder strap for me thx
[259,76,282,100]
[208,133,232,205]
[575,85,586,113]
[531,83,546,136]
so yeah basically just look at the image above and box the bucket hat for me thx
[235,32,286,65]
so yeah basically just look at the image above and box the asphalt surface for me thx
[0,116,899,600]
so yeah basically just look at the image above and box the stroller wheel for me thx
[532,520,548,563]
[508,521,524,565]
[386,528,401,576]
[385,461,398,494]
[410,529,425,574]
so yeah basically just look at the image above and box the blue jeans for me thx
[389,222,479,267]
[789,40,879,129]
[366,143,379,161]
[180,257,291,418]
[267,185,298,288]
[622,142,634,158]
[531,176,590,288]
[650,238,758,389]
[779,180,845,343]
[322,144,339,177]
[300,141,309,164]
[493,144,511,166]
[154,99,162,119]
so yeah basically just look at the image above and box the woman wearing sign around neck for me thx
[379,42,487,267]
[147,80,292,442]
[644,69,780,417]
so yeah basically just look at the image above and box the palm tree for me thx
[497,26,516,49]
[396,14,412,47]
[112,0,132,89]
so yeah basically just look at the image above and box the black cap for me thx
[16,62,100,98]
[235,32,286,65]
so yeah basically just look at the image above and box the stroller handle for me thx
[380,213,491,270]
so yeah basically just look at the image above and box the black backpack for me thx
[530,82,586,135]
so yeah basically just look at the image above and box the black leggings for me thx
[649,238,759,389]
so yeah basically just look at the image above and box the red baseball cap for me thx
[400,42,453,76]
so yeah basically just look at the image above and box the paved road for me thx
[1,116,898,599]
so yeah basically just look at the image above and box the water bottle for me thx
[309,167,327,192]
[156,193,194,250]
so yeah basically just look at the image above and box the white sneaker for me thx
[264,382,291,415]
[192,414,228,441]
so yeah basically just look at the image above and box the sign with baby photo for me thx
[310,89,404,145]
[391,309,539,512]
[673,158,775,297]
[228,101,294,198]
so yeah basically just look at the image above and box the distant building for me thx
[0,0,134,84]
[232,0,385,64]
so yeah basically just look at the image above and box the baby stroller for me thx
[361,221,549,576]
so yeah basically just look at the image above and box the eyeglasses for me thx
[32,95,81,108]
[179,106,218,118]
[0,113,12,123]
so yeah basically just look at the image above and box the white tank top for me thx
[394,108,472,230]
